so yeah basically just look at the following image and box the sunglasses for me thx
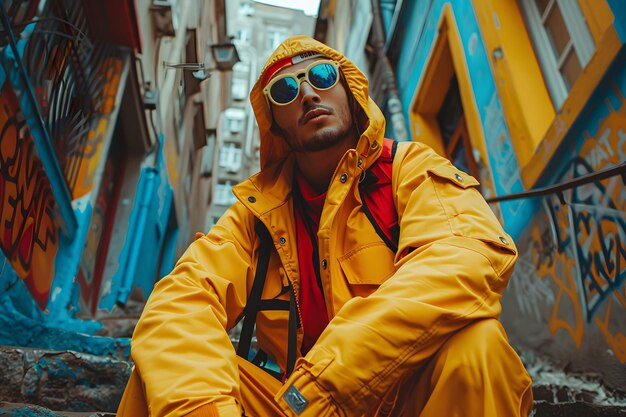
[263,59,341,106]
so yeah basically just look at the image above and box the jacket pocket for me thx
[427,164,517,277]
[427,165,480,190]
[338,242,396,285]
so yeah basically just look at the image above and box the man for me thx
[118,36,533,417]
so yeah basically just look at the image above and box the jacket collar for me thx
[232,155,296,217]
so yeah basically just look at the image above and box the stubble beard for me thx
[292,111,354,153]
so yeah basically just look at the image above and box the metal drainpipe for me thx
[116,167,158,306]
[370,0,408,141]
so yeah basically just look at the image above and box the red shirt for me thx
[293,171,329,355]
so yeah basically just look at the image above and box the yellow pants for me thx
[118,319,534,416]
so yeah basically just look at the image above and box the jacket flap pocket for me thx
[338,242,396,285]
[427,165,479,189]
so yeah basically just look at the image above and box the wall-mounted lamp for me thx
[164,42,240,81]
[210,43,240,71]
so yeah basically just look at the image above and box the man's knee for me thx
[409,319,533,416]
[436,319,526,388]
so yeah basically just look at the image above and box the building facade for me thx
[206,0,315,225]
[318,0,626,391]
[0,0,231,356]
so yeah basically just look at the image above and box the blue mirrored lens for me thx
[270,77,299,104]
[309,63,338,89]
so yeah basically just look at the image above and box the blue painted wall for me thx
[100,147,175,310]
[0,19,179,357]
[393,0,535,239]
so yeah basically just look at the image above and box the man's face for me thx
[268,58,354,153]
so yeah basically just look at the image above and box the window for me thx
[215,180,237,206]
[231,78,249,101]
[218,142,242,173]
[233,62,250,73]
[238,3,254,17]
[224,108,245,134]
[227,116,244,133]
[520,0,595,108]
[266,30,286,51]
[235,29,251,44]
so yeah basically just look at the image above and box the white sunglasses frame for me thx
[263,59,341,106]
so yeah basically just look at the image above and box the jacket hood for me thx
[250,35,386,170]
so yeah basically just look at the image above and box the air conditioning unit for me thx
[150,0,178,37]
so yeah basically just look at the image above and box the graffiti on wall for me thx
[22,6,124,200]
[76,134,124,315]
[71,56,125,315]
[515,83,626,363]
[0,82,59,309]
[70,56,124,199]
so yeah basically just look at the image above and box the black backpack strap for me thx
[390,139,398,159]
[285,285,298,379]
[237,221,273,361]
[359,185,398,253]
[236,221,299,381]
[358,138,400,253]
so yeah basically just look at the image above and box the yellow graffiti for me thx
[99,58,124,114]
[527,82,626,363]
[580,84,626,171]
[70,58,123,199]
[73,118,108,198]
[594,296,626,363]
[532,225,585,347]
[0,83,59,308]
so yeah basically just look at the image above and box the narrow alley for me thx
[1,0,625,416]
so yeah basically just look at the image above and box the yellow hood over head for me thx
[249,35,386,170]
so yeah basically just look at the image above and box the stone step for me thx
[2,344,626,416]
[0,401,115,416]
[523,351,626,416]
[0,346,131,414]
[3,399,626,417]
[533,400,626,416]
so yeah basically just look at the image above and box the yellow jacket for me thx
[126,36,518,417]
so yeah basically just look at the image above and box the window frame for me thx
[472,0,619,187]
[218,142,243,173]
[519,0,596,109]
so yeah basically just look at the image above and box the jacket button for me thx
[340,173,348,183]
[499,236,509,245]
[321,259,327,269]
[248,196,256,203]
[279,237,286,245]
[371,141,378,149]
[454,173,463,182]
[358,158,363,167]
